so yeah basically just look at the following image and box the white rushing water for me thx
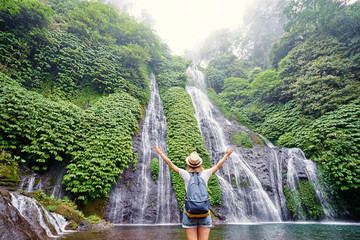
[106,73,180,224]
[284,147,335,219]
[185,66,335,222]
[11,192,68,238]
[186,66,281,222]
[18,174,42,193]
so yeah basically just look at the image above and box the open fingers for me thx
[153,146,162,154]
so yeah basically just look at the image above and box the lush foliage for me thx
[161,87,222,209]
[0,0,168,106]
[0,75,83,171]
[204,0,360,216]
[150,158,160,180]
[205,53,246,93]
[63,93,141,202]
[154,54,190,94]
[0,0,178,205]
[231,132,252,149]
[279,99,360,193]
[0,75,141,203]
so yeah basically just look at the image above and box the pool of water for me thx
[59,222,360,240]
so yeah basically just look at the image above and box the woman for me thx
[153,146,233,240]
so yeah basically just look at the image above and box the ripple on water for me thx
[59,223,360,240]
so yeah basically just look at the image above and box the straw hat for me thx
[185,152,203,167]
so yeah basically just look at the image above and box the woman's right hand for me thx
[153,146,162,155]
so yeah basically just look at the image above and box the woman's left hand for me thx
[225,148,233,156]
[153,146,163,154]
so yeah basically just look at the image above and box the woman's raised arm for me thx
[153,146,179,174]
[212,148,233,174]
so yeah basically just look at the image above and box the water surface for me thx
[59,222,360,240]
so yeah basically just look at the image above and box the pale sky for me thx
[127,0,250,55]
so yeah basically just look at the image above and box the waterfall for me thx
[18,174,42,193]
[104,73,180,224]
[10,192,68,238]
[51,164,68,199]
[186,66,281,222]
[284,147,335,219]
[185,66,334,222]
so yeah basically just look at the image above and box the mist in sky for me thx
[107,0,253,55]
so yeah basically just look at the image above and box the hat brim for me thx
[186,157,203,167]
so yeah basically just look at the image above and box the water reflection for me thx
[59,223,360,240]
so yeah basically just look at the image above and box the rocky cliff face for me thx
[186,66,334,222]
[2,68,337,226]
[0,189,48,240]
[103,73,180,224]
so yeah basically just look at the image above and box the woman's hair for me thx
[187,165,204,172]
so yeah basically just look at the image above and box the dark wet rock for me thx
[0,189,48,240]
[91,220,113,231]
[77,221,91,231]
[104,74,181,225]
[18,160,71,200]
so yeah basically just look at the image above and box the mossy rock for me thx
[65,221,78,230]
[55,202,85,223]
[80,196,108,218]
[251,132,264,146]
[0,164,20,187]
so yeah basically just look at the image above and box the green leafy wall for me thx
[160,85,222,209]
[152,52,222,210]
[0,75,141,203]
[0,0,168,204]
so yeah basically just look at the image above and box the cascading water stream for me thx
[11,192,68,238]
[283,146,335,219]
[186,66,281,222]
[104,73,180,224]
[185,66,335,222]
[18,174,42,193]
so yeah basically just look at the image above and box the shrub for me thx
[232,132,252,148]
[150,158,160,180]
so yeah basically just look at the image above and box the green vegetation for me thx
[283,180,323,220]
[0,0,170,205]
[203,0,360,216]
[132,152,139,171]
[151,49,223,209]
[283,185,297,218]
[150,158,160,180]
[231,132,253,149]
[0,0,221,212]
[31,191,85,229]
[31,190,109,229]
[0,150,20,187]
[0,76,141,203]
[1,0,359,219]
[241,178,248,189]
[232,177,237,188]
[161,87,222,209]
